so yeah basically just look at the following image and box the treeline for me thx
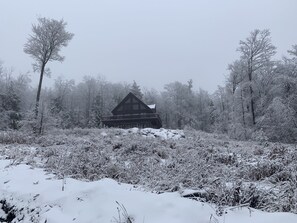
[214,29,297,142]
[1,29,297,142]
[0,71,212,133]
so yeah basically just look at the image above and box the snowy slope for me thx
[1,160,297,223]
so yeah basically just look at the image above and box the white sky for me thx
[1,0,297,93]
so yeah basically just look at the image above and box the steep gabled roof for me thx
[112,92,153,115]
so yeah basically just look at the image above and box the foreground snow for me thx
[0,160,296,223]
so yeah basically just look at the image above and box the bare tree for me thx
[238,29,276,125]
[24,17,74,119]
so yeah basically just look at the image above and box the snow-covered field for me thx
[1,159,297,223]
[1,128,297,222]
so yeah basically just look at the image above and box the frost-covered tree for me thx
[49,77,75,128]
[130,80,143,99]
[266,49,297,141]
[24,17,74,120]
[0,84,21,129]
[162,81,189,129]
[288,45,297,57]
[212,86,230,133]
[160,80,212,130]
[211,30,277,140]
[193,89,213,131]
[238,29,276,125]
[260,97,296,142]
[143,88,159,105]
[0,61,3,77]
[226,60,247,131]
[0,66,31,130]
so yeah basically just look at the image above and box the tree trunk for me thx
[39,105,44,134]
[240,89,247,139]
[249,85,256,125]
[240,89,246,128]
[177,116,182,129]
[248,61,256,125]
[35,63,45,119]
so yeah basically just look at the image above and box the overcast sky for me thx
[1,0,297,93]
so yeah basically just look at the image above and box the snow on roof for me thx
[148,104,156,109]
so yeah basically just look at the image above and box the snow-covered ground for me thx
[1,159,297,223]
[122,127,185,139]
[1,128,297,222]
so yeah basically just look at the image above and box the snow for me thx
[100,131,108,137]
[147,104,156,109]
[139,128,185,139]
[0,208,6,220]
[1,159,297,223]
[118,128,185,139]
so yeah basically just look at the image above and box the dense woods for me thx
[1,29,297,143]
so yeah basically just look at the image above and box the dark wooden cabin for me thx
[102,92,162,129]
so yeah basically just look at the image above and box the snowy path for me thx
[0,160,297,223]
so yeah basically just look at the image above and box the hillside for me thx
[0,128,297,222]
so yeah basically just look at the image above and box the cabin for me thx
[102,92,162,129]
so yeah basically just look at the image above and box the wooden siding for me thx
[102,92,162,129]
[112,92,153,115]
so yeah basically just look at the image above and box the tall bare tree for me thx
[24,17,74,119]
[238,29,276,125]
